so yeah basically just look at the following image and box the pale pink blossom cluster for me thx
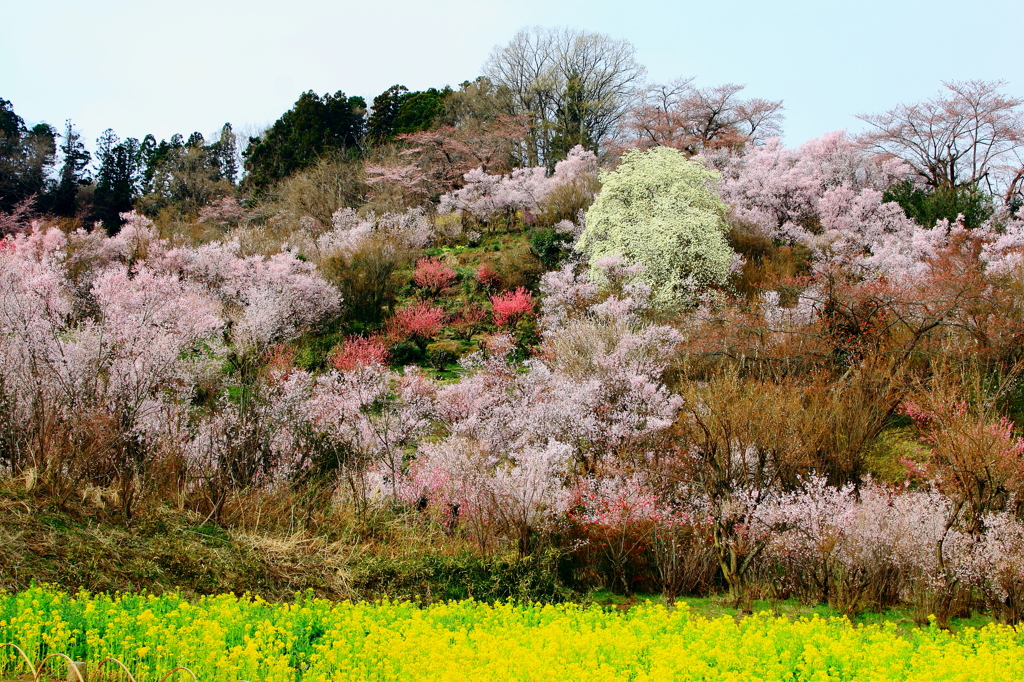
[271,363,436,500]
[570,475,663,528]
[0,213,339,492]
[0,196,38,237]
[714,132,1024,282]
[539,254,652,332]
[315,207,434,260]
[197,196,248,226]
[163,239,339,352]
[438,145,598,223]
[400,318,682,548]
[754,477,996,614]
[714,131,910,244]
[975,510,1024,621]
[712,132,925,276]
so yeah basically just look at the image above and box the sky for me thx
[3,0,1023,155]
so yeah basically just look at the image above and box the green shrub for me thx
[426,340,461,370]
[882,180,994,229]
[530,227,572,269]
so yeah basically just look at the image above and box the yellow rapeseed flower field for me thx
[2,585,1024,681]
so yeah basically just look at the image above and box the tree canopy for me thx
[0,98,56,213]
[366,85,450,145]
[483,26,645,168]
[243,90,366,194]
[577,146,734,308]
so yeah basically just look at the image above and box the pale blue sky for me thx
[3,0,1022,153]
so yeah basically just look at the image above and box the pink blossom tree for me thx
[412,256,457,296]
[438,146,598,226]
[0,212,343,516]
[491,287,534,327]
[616,79,784,156]
[387,301,446,347]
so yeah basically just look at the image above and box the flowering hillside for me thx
[4,71,1024,627]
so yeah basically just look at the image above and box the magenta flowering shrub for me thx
[412,256,457,295]
[330,335,390,371]
[388,301,447,344]
[490,287,534,327]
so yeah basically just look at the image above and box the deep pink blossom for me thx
[491,287,535,327]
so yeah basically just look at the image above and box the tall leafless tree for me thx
[857,80,1024,197]
[616,78,784,156]
[483,26,645,167]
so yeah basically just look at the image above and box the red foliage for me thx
[413,256,457,295]
[399,115,528,196]
[388,301,447,342]
[451,303,488,339]
[331,335,390,371]
[491,287,534,327]
[263,343,297,379]
[900,391,1024,532]
[475,262,501,291]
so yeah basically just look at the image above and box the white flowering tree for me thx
[577,146,735,308]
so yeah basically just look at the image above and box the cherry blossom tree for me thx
[0,212,342,516]
[617,79,784,156]
[714,131,912,255]
[858,80,1024,195]
[439,146,598,226]
[397,115,528,196]
[0,222,223,515]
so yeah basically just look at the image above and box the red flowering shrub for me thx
[491,287,534,327]
[475,262,501,291]
[388,301,446,343]
[413,256,457,295]
[330,335,390,371]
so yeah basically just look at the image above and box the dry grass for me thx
[0,480,580,604]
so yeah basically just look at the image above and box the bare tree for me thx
[1002,145,1024,211]
[616,78,784,156]
[857,80,1024,196]
[483,26,645,167]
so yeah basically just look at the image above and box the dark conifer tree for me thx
[48,119,91,217]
